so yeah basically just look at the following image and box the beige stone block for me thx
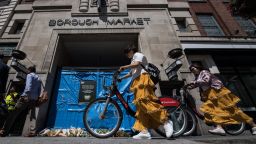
[173,25,179,31]
[15,4,33,12]
[2,33,21,39]
[170,18,176,25]
[192,31,201,36]
[177,31,201,37]
[148,37,160,44]
[127,0,169,5]
[149,0,167,4]
[13,13,31,20]
[170,11,191,18]
[4,26,11,32]
[122,0,145,4]
[8,20,15,26]
[189,25,198,31]
[168,2,189,9]
[186,18,195,25]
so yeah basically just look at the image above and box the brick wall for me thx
[188,0,247,37]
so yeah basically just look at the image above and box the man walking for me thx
[0,66,41,137]
[0,54,9,106]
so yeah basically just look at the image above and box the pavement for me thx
[0,135,256,144]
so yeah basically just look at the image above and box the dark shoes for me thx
[24,133,37,137]
[0,130,6,137]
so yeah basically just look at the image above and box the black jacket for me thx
[0,60,9,93]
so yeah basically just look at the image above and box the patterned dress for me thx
[191,70,253,125]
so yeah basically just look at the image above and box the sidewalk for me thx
[187,135,256,144]
[0,135,256,144]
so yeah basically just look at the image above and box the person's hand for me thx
[117,78,122,82]
[119,66,126,72]
[184,83,194,89]
[187,85,193,89]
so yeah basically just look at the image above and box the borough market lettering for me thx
[49,18,151,27]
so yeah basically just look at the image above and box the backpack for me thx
[140,63,160,85]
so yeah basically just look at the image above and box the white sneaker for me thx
[252,127,256,135]
[163,120,173,138]
[132,131,151,139]
[208,127,226,136]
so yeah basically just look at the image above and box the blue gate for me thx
[47,68,135,131]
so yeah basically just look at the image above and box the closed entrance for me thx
[47,33,138,131]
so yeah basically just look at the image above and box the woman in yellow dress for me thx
[119,46,173,139]
[187,63,256,135]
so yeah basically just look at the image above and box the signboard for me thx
[79,80,96,103]
[49,17,151,27]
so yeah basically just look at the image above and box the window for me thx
[197,14,224,36]
[0,0,10,6]
[234,16,256,37]
[0,43,17,56]
[213,54,256,109]
[9,20,25,34]
[176,18,189,32]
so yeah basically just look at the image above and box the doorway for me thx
[47,33,139,130]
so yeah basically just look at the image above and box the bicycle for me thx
[83,70,187,138]
[181,85,246,136]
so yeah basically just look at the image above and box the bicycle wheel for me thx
[183,109,197,136]
[155,107,187,137]
[83,98,123,138]
[224,122,245,135]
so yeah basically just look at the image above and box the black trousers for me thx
[1,97,37,136]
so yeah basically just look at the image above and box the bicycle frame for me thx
[84,70,188,138]
[100,71,181,119]
[100,71,135,119]
[181,87,204,120]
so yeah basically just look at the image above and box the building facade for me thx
[0,0,20,61]
[1,0,256,136]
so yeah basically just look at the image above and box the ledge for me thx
[32,5,72,10]
[179,36,256,43]
[15,4,33,13]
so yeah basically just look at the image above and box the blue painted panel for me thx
[47,69,135,131]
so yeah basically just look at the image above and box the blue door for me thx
[47,68,135,131]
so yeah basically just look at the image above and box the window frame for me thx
[234,16,256,37]
[8,19,26,35]
[0,0,10,7]
[197,14,225,36]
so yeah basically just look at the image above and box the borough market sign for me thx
[49,17,151,27]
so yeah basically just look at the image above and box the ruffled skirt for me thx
[130,73,168,131]
[200,87,253,125]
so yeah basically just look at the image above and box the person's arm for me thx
[119,70,132,80]
[119,61,140,71]
[187,71,211,89]
[22,74,32,96]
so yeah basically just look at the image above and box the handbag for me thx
[140,63,160,85]
[36,82,48,106]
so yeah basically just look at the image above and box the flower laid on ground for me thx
[38,128,131,137]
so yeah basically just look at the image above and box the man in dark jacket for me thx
[0,53,9,129]
[0,66,41,137]
[0,53,9,106]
